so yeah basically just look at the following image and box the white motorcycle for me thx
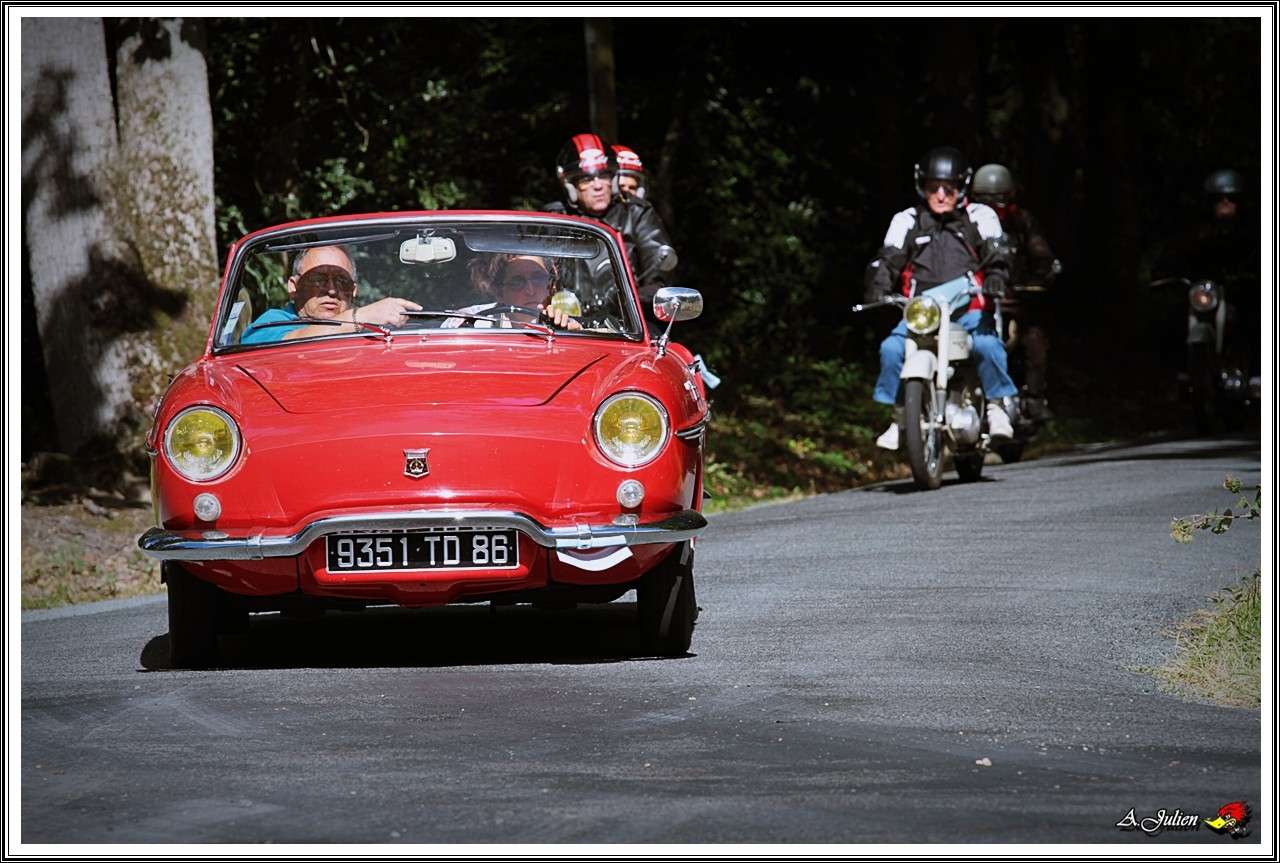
[855,274,1003,490]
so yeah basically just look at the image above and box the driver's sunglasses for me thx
[500,273,551,295]
[576,171,615,189]
[924,180,960,197]
[296,269,356,299]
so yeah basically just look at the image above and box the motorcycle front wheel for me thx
[904,379,944,490]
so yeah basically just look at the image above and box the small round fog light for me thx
[616,479,645,508]
[193,492,222,522]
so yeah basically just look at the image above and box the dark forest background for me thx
[23,15,1266,501]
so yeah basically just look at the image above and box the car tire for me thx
[164,561,221,669]
[637,542,696,657]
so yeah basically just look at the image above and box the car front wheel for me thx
[163,562,222,669]
[637,542,697,657]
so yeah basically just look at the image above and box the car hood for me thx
[235,340,611,413]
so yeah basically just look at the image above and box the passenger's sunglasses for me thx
[500,272,551,294]
[296,266,356,300]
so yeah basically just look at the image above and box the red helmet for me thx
[556,133,616,204]
[612,144,647,199]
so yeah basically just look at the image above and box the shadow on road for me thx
[139,602,693,671]
[866,474,1000,495]
[1051,438,1260,468]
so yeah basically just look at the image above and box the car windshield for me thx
[214,219,640,349]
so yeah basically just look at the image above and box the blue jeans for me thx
[874,309,1017,404]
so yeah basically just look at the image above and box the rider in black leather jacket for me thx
[543,134,677,311]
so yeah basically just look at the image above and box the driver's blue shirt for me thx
[240,302,302,344]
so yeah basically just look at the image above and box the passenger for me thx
[241,245,420,343]
[612,144,648,200]
[445,254,582,331]
[971,163,1061,414]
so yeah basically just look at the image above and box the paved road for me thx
[20,437,1264,845]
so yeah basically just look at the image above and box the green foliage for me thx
[1170,475,1262,543]
[702,357,901,511]
[1153,570,1260,708]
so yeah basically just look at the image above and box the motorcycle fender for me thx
[900,346,938,381]
[1187,321,1215,346]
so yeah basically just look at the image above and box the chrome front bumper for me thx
[138,509,707,562]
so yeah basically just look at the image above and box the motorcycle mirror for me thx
[656,244,679,273]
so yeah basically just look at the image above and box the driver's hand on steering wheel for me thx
[537,304,583,331]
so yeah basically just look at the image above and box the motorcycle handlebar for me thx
[852,296,908,313]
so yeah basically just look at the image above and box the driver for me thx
[863,146,1017,450]
[240,245,421,343]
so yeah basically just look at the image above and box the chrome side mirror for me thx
[653,286,703,323]
[652,287,703,357]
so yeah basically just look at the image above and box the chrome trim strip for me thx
[675,421,706,442]
[138,508,707,562]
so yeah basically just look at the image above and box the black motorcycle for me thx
[1152,276,1260,433]
[993,270,1058,463]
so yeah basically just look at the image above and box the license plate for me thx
[325,529,520,573]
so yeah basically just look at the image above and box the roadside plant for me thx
[1170,475,1261,544]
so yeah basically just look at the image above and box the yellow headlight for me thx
[164,406,241,481]
[904,296,941,335]
[594,393,669,467]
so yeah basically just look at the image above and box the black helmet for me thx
[914,146,972,199]
[1203,169,1243,197]
[972,163,1015,199]
[556,133,616,204]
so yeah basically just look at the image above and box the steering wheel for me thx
[472,303,546,324]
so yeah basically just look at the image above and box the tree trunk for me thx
[1084,21,1140,340]
[21,17,135,454]
[111,17,219,369]
[21,17,218,474]
[583,18,617,140]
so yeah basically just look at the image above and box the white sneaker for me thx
[876,422,899,451]
[987,401,1014,439]
[876,407,905,451]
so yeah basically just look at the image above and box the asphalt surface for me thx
[20,436,1265,846]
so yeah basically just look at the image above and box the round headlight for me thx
[164,406,241,482]
[1188,281,1219,312]
[593,393,669,468]
[904,296,942,334]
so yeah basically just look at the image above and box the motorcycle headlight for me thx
[593,393,669,468]
[164,406,241,482]
[1188,281,1219,312]
[904,296,941,335]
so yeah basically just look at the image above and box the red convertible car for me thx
[138,212,709,667]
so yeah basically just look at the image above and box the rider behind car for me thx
[544,133,678,321]
[612,144,648,200]
[864,146,1018,450]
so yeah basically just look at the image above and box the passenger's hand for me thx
[983,274,1008,300]
[353,297,422,327]
[537,304,583,331]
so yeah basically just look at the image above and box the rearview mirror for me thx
[399,236,457,264]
